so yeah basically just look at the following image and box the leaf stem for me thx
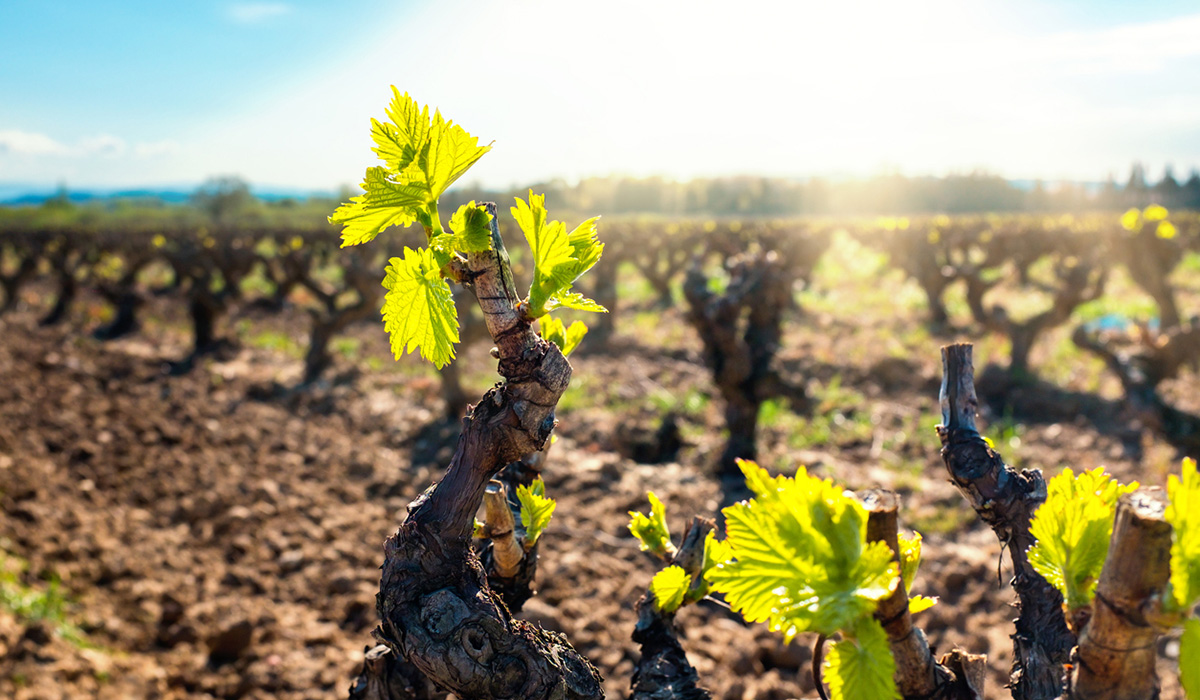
[814,634,830,700]
[426,200,444,239]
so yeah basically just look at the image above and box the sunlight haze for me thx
[2,0,1199,192]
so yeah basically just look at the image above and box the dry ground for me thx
[0,232,1195,699]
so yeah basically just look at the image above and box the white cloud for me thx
[5,1,1200,188]
[80,134,127,157]
[133,140,183,158]
[0,130,70,156]
[227,3,292,24]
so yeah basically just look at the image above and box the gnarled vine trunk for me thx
[938,344,1075,700]
[353,203,603,700]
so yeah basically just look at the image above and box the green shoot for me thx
[329,90,605,369]
[898,532,936,614]
[513,191,606,318]
[629,492,675,560]
[540,315,588,357]
[705,459,900,700]
[1027,467,1138,612]
[516,477,555,548]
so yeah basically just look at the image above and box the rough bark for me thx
[359,203,603,700]
[860,490,962,699]
[629,516,713,700]
[1068,488,1171,700]
[348,644,445,700]
[937,343,1074,700]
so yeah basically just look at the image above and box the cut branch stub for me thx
[371,202,602,700]
[1069,487,1171,700]
[860,490,960,699]
[483,481,523,578]
[937,343,1075,700]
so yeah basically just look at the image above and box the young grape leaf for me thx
[550,289,608,313]
[512,192,604,317]
[898,532,922,594]
[897,532,937,612]
[1027,467,1137,611]
[824,617,900,700]
[381,247,459,368]
[706,460,899,640]
[331,168,428,247]
[908,595,937,614]
[516,477,555,548]
[371,88,431,172]
[1168,457,1200,612]
[421,112,492,198]
[540,315,588,357]
[333,89,490,246]
[432,201,494,255]
[1181,617,1200,700]
[650,565,690,614]
[629,492,675,560]
[679,529,735,605]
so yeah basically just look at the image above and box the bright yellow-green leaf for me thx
[706,460,899,640]
[332,167,429,246]
[1181,617,1200,700]
[371,88,430,173]
[908,595,937,614]
[540,315,589,357]
[549,290,608,313]
[422,112,492,199]
[334,90,490,245]
[1121,208,1142,232]
[1168,457,1200,612]
[1157,221,1178,240]
[1144,204,1169,221]
[381,247,458,368]
[824,618,900,700]
[516,477,555,548]
[629,492,674,560]
[898,532,922,594]
[513,192,604,316]
[650,565,690,614]
[433,201,494,255]
[1028,467,1137,611]
[703,530,733,576]
[679,529,735,605]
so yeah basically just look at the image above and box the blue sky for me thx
[2,0,1199,192]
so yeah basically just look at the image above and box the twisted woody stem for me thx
[353,202,603,700]
[937,343,1074,700]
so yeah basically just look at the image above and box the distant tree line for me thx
[449,163,1200,217]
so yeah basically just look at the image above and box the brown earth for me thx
[0,245,1194,699]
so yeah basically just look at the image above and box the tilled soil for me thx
[0,286,1192,699]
